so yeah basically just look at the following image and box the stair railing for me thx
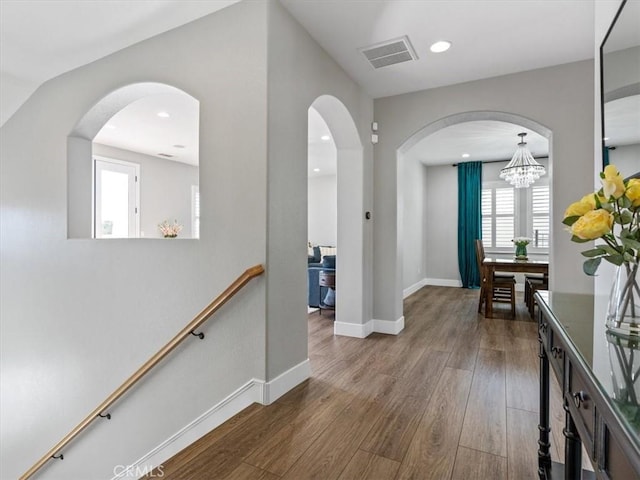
[20,264,265,480]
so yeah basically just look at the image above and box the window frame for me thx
[481,178,549,255]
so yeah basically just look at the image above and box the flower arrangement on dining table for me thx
[158,219,183,238]
[562,165,640,334]
[512,237,532,259]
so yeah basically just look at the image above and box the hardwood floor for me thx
[147,286,567,480]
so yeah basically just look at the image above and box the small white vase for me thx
[607,262,640,337]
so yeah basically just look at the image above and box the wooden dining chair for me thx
[525,273,548,318]
[475,239,516,318]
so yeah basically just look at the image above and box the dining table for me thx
[483,257,549,318]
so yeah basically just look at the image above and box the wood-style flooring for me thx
[146,286,570,480]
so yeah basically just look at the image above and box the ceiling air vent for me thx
[360,36,418,69]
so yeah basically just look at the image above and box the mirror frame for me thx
[599,0,635,175]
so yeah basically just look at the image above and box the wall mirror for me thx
[68,83,200,239]
[600,0,640,177]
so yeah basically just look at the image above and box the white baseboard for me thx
[258,359,311,405]
[334,320,372,338]
[403,279,426,298]
[334,316,404,338]
[372,316,404,335]
[113,359,310,479]
[424,278,463,288]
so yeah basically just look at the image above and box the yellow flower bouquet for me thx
[563,165,640,334]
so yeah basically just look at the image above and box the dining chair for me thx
[475,239,516,318]
[526,273,548,318]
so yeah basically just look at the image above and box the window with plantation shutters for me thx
[530,185,550,247]
[481,178,550,252]
[481,185,515,248]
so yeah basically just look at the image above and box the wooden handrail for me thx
[21,264,265,480]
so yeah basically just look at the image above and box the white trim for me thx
[112,359,311,479]
[424,278,463,288]
[334,316,405,338]
[403,279,426,298]
[259,359,311,405]
[112,380,261,479]
[334,320,372,338]
[372,316,404,335]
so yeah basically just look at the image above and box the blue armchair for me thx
[308,255,336,308]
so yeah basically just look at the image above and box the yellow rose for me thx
[570,209,613,240]
[602,164,625,199]
[626,178,640,207]
[564,193,596,218]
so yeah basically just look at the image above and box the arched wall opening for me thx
[396,111,553,312]
[67,82,200,239]
[309,95,366,336]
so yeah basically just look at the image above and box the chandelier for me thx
[499,132,546,188]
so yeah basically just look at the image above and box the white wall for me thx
[0,2,268,479]
[93,144,199,239]
[401,156,427,290]
[374,60,595,323]
[308,175,337,246]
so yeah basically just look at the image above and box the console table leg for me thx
[538,326,552,479]
[563,400,582,480]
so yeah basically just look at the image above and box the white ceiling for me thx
[308,107,337,178]
[93,92,200,166]
[407,121,548,166]
[0,0,240,126]
[0,0,600,167]
[281,0,595,99]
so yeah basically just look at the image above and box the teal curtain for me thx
[603,146,610,168]
[457,161,482,288]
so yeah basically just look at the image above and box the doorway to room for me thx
[306,95,365,337]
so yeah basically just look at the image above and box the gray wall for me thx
[0,2,268,478]
[423,164,460,284]
[265,0,373,373]
[401,156,427,290]
[374,60,595,323]
[609,143,640,176]
[93,144,199,239]
[308,175,337,246]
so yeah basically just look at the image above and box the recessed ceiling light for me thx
[321,135,331,141]
[157,111,170,118]
[462,153,470,158]
[313,168,320,172]
[430,40,451,53]
[173,144,186,149]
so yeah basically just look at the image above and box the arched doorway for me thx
[308,95,366,336]
[396,111,553,314]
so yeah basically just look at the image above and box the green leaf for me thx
[619,210,633,225]
[581,248,607,258]
[599,244,622,255]
[621,236,640,251]
[603,254,625,266]
[571,235,591,243]
[562,216,580,226]
[583,257,602,276]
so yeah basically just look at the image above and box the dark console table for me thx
[536,291,640,479]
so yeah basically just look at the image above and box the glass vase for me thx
[606,331,640,426]
[515,243,528,259]
[607,262,640,337]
